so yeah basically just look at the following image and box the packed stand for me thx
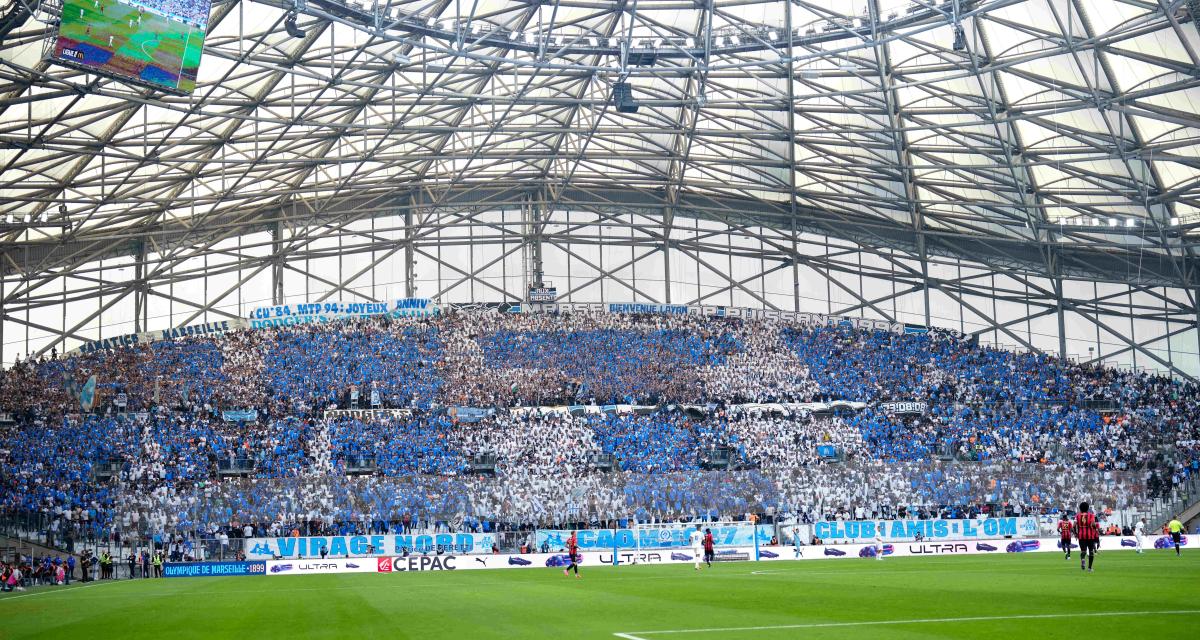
[1,310,1198,548]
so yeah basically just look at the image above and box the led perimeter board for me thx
[51,0,210,94]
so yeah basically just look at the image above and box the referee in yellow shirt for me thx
[1168,516,1185,556]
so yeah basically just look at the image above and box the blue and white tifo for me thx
[535,524,772,551]
[246,533,496,560]
[813,517,1040,543]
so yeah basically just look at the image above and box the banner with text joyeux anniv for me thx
[246,532,496,560]
[813,517,1040,543]
[535,524,772,552]
[248,298,438,329]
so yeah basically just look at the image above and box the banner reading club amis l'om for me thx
[813,517,1040,543]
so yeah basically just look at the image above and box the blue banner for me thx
[535,525,772,551]
[163,561,266,578]
[813,517,1039,542]
[248,298,438,329]
[246,533,496,560]
[221,409,258,422]
[79,375,97,412]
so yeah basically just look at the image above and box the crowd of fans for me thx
[1,309,1197,550]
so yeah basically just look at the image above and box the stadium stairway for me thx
[1148,474,1200,532]
[0,534,81,565]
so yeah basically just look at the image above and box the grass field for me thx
[56,0,204,92]
[2,552,1197,639]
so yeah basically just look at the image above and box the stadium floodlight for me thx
[769,31,779,41]
[608,38,618,47]
[685,37,695,47]
[1125,218,1136,227]
[285,13,306,39]
[1108,218,1118,227]
[1093,218,1102,226]
[508,31,520,40]
[1170,217,1180,225]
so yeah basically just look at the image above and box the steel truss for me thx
[0,0,1198,377]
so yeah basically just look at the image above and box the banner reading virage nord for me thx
[246,533,497,560]
[248,298,438,328]
[535,525,772,551]
[813,517,1040,543]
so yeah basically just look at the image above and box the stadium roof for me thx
[0,0,1198,287]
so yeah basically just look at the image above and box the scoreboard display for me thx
[52,0,211,94]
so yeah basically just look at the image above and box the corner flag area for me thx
[3,553,1196,639]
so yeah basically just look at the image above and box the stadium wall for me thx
[241,536,1194,577]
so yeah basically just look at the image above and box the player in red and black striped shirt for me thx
[703,529,715,568]
[1057,513,1073,560]
[563,532,580,579]
[1074,501,1101,573]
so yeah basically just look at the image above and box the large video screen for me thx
[52,0,211,94]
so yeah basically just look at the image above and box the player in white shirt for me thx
[1134,518,1146,554]
[689,525,704,570]
[874,534,884,560]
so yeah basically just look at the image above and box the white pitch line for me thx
[612,609,1200,638]
[0,579,119,603]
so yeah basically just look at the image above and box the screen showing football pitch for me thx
[53,0,211,94]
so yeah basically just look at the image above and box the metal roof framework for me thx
[0,0,1198,376]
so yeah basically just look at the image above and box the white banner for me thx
[68,319,248,355]
[320,408,414,420]
[263,535,1194,576]
[783,534,1195,560]
[877,401,927,415]
[265,558,380,575]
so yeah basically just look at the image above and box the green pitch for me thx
[2,553,1197,639]
[57,0,203,92]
